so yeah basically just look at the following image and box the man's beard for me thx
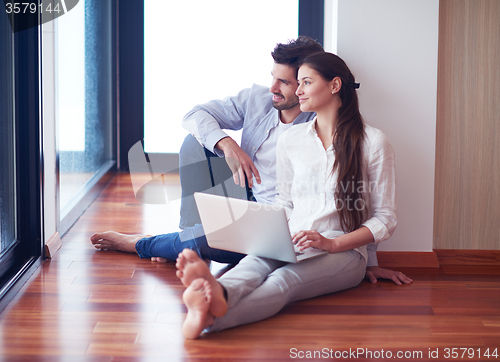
[272,94,300,111]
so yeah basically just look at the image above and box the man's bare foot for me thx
[151,256,168,263]
[90,231,150,253]
[182,278,215,339]
[176,249,227,317]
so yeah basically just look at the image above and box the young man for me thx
[91,36,412,285]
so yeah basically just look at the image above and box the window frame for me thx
[0,16,44,313]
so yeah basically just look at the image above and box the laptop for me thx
[194,192,328,263]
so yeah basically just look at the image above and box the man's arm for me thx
[182,87,254,154]
[216,137,261,188]
[182,87,261,187]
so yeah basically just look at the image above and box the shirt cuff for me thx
[205,130,230,156]
[362,218,390,244]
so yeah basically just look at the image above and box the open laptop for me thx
[194,192,327,263]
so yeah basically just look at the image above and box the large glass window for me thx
[144,0,299,153]
[0,2,42,310]
[0,5,16,255]
[56,0,115,230]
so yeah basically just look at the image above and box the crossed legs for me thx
[176,248,366,339]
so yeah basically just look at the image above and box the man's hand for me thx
[365,266,413,285]
[216,137,261,188]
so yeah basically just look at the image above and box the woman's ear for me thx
[331,77,342,95]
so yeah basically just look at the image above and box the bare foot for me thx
[175,249,209,286]
[176,249,227,317]
[151,256,168,263]
[182,278,215,339]
[90,231,150,253]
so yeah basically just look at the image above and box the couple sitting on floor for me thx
[91,37,412,339]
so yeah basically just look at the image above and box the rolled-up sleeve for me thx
[182,88,251,154]
[362,129,397,244]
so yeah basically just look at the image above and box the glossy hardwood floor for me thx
[1,173,499,361]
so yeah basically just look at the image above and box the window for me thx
[56,0,116,233]
[144,0,299,153]
[0,4,43,311]
[0,3,16,257]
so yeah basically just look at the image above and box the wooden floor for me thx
[1,173,499,361]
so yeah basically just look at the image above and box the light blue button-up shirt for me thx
[182,84,315,160]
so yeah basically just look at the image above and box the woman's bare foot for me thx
[175,249,209,286]
[182,278,215,339]
[90,231,150,253]
[176,249,227,317]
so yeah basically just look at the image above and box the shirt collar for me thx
[293,111,316,125]
[307,118,335,151]
[306,117,318,135]
[274,108,315,127]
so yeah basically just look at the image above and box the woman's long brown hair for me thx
[301,52,368,233]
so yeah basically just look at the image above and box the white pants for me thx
[209,249,366,332]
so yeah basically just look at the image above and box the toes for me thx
[182,249,200,262]
[176,252,190,269]
[175,259,184,270]
[152,257,168,263]
[202,280,212,302]
[176,254,185,265]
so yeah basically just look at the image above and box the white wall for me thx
[333,0,439,252]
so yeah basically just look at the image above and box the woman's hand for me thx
[365,266,413,285]
[292,227,374,254]
[292,230,334,253]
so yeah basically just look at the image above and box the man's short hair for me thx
[271,36,324,71]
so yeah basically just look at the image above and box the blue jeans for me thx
[135,224,245,264]
[135,135,251,263]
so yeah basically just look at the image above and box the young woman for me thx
[175,52,397,339]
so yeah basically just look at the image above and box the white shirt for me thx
[252,119,294,204]
[275,119,398,262]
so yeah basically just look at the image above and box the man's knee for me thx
[179,134,206,162]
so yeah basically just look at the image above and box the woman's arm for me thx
[361,129,397,244]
